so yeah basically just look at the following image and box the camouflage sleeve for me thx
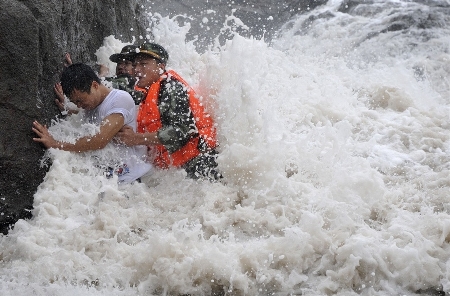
[157,79,197,154]
[106,76,144,105]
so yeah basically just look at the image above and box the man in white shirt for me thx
[32,63,152,183]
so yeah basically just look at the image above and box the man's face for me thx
[116,59,133,76]
[69,82,101,110]
[133,55,164,88]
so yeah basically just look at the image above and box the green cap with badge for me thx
[131,42,169,64]
[109,45,137,63]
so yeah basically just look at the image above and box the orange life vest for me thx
[137,70,217,168]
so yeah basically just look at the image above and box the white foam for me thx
[2,1,450,295]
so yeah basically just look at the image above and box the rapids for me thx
[1,0,450,295]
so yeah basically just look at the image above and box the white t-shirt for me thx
[85,89,152,183]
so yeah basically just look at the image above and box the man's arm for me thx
[115,126,160,146]
[157,80,197,153]
[33,113,125,152]
[115,80,195,150]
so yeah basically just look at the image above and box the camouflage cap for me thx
[109,45,137,63]
[132,42,169,64]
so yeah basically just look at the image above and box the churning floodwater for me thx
[1,0,450,295]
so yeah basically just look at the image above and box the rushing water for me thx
[1,0,450,295]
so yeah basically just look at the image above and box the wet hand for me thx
[54,83,66,112]
[32,121,59,149]
[115,125,136,146]
[64,52,73,67]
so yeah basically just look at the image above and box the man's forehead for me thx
[69,88,89,99]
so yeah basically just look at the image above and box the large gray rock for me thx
[0,0,326,234]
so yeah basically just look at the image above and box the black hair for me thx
[60,63,101,96]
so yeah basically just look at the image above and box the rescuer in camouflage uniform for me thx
[107,45,144,105]
[116,42,222,181]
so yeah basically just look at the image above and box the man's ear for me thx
[91,81,99,90]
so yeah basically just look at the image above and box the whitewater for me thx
[1,0,450,295]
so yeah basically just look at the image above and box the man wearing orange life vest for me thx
[116,42,222,181]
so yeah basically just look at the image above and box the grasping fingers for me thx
[54,83,65,111]
[32,121,58,149]
[115,125,135,146]
[64,53,73,67]
[32,120,48,137]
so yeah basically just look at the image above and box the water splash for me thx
[1,1,450,295]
